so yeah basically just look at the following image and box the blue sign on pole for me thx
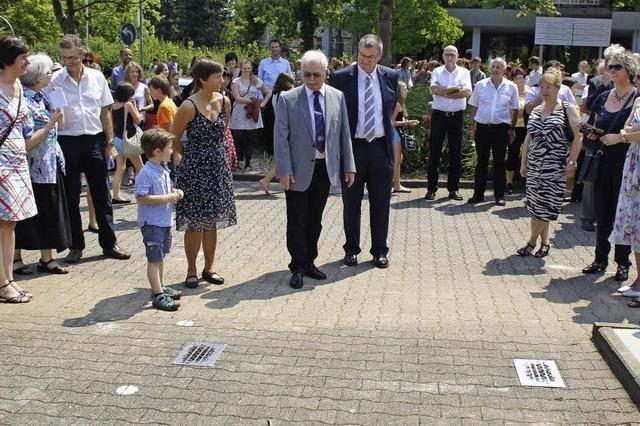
[120,23,137,46]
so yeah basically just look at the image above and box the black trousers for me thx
[506,126,526,172]
[473,123,509,199]
[594,165,631,267]
[231,129,261,168]
[427,109,464,192]
[342,137,392,257]
[285,160,330,273]
[58,134,116,251]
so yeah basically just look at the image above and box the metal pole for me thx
[539,44,543,63]
[0,16,15,36]
[139,0,144,69]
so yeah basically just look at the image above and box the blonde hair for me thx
[398,81,408,110]
[538,68,563,89]
[125,61,144,83]
[240,59,258,87]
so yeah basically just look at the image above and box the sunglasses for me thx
[5,37,24,48]
[608,64,624,71]
[303,72,322,78]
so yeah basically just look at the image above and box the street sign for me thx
[534,17,611,47]
[120,23,137,46]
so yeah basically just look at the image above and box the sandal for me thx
[184,275,199,289]
[10,281,32,300]
[37,259,69,275]
[628,298,640,308]
[202,270,225,285]
[535,244,550,258]
[0,282,30,303]
[582,261,607,274]
[12,259,33,275]
[516,242,536,256]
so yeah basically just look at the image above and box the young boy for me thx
[135,129,184,311]
[148,76,177,132]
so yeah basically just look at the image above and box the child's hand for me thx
[174,189,184,200]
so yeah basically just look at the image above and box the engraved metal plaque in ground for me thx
[173,342,226,367]
[513,359,566,388]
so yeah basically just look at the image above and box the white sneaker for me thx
[622,289,640,297]
[617,285,631,293]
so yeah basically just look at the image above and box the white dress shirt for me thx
[468,77,520,125]
[305,85,326,159]
[525,85,577,106]
[52,66,114,136]
[430,65,472,112]
[355,65,385,140]
[571,71,588,98]
[526,67,543,87]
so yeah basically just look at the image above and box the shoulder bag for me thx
[398,127,417,151]
[241,82,260,123]
[121,104,143,156]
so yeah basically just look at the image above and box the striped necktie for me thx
[364,75,375,142]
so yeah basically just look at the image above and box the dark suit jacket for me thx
[330,64,399,166]
[585,75,614,113]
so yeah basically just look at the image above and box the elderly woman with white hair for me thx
[13,52,72,275]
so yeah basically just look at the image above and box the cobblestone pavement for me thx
[1,182,639,425]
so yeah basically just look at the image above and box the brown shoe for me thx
[103,244,131,260]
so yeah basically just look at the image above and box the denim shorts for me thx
[141,225,172,263]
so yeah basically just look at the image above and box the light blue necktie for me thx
[364,75,375,142]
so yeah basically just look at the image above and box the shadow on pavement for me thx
[483,254,546,276]
[435,201,493,216]
[201,259,373,309]
[530,273,640,324]
[492,205,529,220]
[62,287,152,327]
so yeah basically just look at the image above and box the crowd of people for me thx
[0,32,639,314]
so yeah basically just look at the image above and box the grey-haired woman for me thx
[14,52,72,275]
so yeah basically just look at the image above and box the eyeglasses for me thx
[4,37,24,48]
[608,64,624,71]
[303,72,322,78]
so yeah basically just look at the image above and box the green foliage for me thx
[0,0,61,44]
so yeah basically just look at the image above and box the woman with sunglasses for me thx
[582,51,639,284]
[0,37,39,302]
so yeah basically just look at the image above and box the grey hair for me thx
[607,51,640,83]
[491,57,507,68]
[358,34,383,52]
[19,53,53,87]
[59,34,84,52]
[603,43,625,61]
[301,50,328,71]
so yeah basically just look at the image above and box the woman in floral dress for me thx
[604,95,640,302]
[172,59,237,289]
[0,37,37,303]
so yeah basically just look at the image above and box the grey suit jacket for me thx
[274,85,356,192]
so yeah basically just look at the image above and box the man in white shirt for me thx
[525,61,577,114]
[258,39,292,90]
[425,45,472,201]
[467,58,519,206]
[52,34,130,263]
[525,56,542,87]
[571,60,589,99]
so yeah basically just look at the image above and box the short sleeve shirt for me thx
[157,97,177,131]
[525,85,577,106]
[135,161,173,227]
[52,66,114,136]
[468,78,520,125]
[430,65,472,112]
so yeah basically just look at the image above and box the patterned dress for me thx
[610,101,640,252]
[525,103,571,222]
[175,99,237,232]
[0,84,37,222]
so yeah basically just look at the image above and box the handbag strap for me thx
[122,103,128,140]
[0,85,23,149]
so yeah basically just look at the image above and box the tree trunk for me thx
[51,0,77,34]
[298,0,317,52]
[378,0,393,65]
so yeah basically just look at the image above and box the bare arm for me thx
[520,133,531,177]
[224,96,231,127]
[25,110,63,151]
[231,82,252,105]
[100,105,114,142]
[525,98,542,115]
[447,88,471,99]
[260,84,272,108]
[136,193,179,205]
[141,87,154,111]
[127,101,142,125]
[171,99,196,163]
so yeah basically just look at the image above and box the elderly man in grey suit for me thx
[274,50,356,289]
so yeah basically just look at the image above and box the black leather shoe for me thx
[424,190,437,200]
[449,191,463,201]
[305,265,327,280]
[103,244,131,260]
[289,272,304,289]
[343,254,358,266]
[65,249,82,264]
[467,196,484,204]
[615,265,630,282]
[495,199,506,206]
[373,255,389,269]
[582,261,607,274]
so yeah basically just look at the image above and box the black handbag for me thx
[398,128,416,151]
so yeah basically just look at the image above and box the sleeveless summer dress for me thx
[175,99,237,232]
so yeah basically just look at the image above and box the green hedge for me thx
[402,84,477,179]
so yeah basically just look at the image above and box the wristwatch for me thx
[567,159,577,166]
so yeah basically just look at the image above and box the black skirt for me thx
[15,168,72,252]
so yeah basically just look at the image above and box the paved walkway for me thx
[1,182,639,425]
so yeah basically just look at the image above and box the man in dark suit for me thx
[274,50,356,289]
[330,34,399,269]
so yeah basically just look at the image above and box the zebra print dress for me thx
[525,103,570,222]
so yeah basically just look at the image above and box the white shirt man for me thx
[469,77,520,125]
[355,65,385,140]
[571,61,589,98]
[526,66,543,87]
[430,64,472,112]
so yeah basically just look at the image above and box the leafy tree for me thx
[0,0,61,44]
[174,0,232,46]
